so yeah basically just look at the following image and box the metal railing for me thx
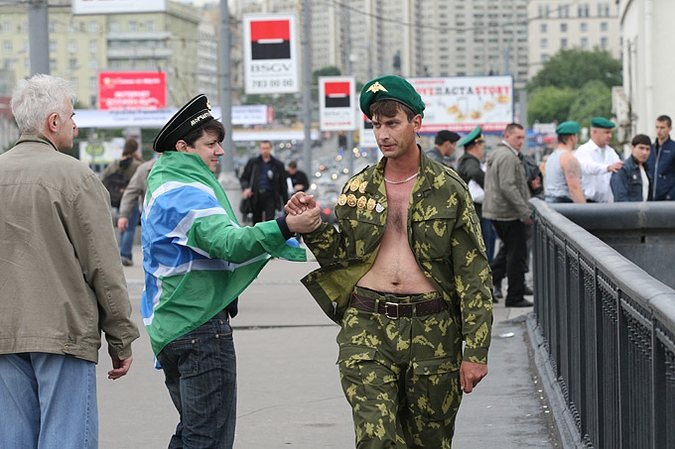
[530,199,675,448]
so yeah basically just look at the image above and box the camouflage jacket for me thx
[302,148,493,363]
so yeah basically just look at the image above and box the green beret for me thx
[458,126,484,147]
[359,75,425,119]
[555,121,580,135]
[590,117,615,129]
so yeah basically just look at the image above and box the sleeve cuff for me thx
[275,216,294,240]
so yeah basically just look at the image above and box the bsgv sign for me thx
[243,14,299,95]
[98,71,167,111]
[319,77,356,131]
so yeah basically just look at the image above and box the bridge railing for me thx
[530,199,675,449]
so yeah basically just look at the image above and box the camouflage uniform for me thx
[302,148,493,448]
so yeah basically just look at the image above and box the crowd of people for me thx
[1,72,673,449]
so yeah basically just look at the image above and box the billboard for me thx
[73,0,166,14]
[319,77,356,131]
[98,72,167,111]
[409,76,514,133]
[243,14,299,94]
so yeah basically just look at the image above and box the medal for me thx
[347,194,357,207]
[358,181,368,193]
[337,194,347,206]
[357,196,367,209]
[367,198,376,211]
[349,179,360,192]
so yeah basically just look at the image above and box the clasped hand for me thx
[285,192,321,234]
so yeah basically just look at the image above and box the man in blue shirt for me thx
[647,115,675,200]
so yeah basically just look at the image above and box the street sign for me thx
[319,76,356,131]
[243,14,299,94]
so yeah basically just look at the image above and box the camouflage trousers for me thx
[337,286,463,449]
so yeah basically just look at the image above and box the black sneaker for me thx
[505,298,533,308]
[524,285,534,295]
[493,286,503,299]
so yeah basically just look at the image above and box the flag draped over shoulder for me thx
[141,151,305,355]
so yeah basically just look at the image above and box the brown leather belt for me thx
[350,293,447,319]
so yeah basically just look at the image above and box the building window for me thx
[89,58,98,69]
[540,23,547,33]
[69,58,78,70]
[578,3,590,17]
[50,59,56,72]
[90,77,97,90]
[1,23,10,34]
[49,22,57,33]
[89,22,99,33]
[581,37,588,48]
[129,21,137,32]
[2,41,11,52]
[540,38,548,48]
[147,21,155,32]
[580,22,588,32]
[68,41,77,53]
[89,40,97,53]
[561,38,568,48]
[561,23,567,32]
[601,37,608,48]
[49,41,57,53]
[601,22,608,32]
[542,54,550,63]
[559,4,570,18]
[112,60,121,69]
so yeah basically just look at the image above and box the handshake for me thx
[284,192,322,234]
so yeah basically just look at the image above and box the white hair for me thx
[11,74,77,134]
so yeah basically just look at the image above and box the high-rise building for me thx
[0,1,216,108]
[527,1,621,79]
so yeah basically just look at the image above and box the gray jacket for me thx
[0,134,140,363]
[482,143,531,222]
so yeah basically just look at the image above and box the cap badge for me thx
[206,100,212,110]
[366,81,388,94]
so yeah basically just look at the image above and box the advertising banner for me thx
[409,76,514,133]
[319,76,356,131]
[73,0,166,14]
[98,71,167,111]
[243,14,298,94]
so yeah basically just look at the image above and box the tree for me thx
[527,86,577,124]
[312,66,341,84]
[527,48,622,92]
[567,80,612,129]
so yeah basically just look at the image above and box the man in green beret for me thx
[574,117,623,202]
[286,75,493,448]
[544,121,586,203]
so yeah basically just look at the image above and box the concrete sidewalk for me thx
[97,244,557,448]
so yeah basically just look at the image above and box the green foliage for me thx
[568,80,612,128]
[527,48,622,92]
[312,66,341,83]
[527,86,577,124]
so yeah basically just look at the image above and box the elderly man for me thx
[0,74,139,448]
[287,75,493,448]
[574,117,623,202]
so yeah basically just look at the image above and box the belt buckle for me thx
[384,301,399,319]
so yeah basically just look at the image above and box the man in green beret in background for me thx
[286,75,493,448]
[544,121,586,203]
[574,117,623,202]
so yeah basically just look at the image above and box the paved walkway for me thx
[97,244,557,448]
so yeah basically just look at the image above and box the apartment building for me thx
[527,0,621,79]
[0,1,216,108]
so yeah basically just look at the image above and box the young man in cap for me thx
[610,134,653,202]
[0,74,140,448]
[425,129,460,166]
[647,115,675,200]
[286,75,493,448]
[456,126,496,263]
[141,95,322,448]
[574,117,623,202]
[544,121,586,203]
[483,123,533,308]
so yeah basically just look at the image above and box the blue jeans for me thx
[157,313,237,449]
[120,204,140,260]
[480,217,497,263]
[0,353,98,449]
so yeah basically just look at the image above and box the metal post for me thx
[218,0,243,215]
[28,0,50,75]
[345,4,355,177]
[301,0,313,175]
